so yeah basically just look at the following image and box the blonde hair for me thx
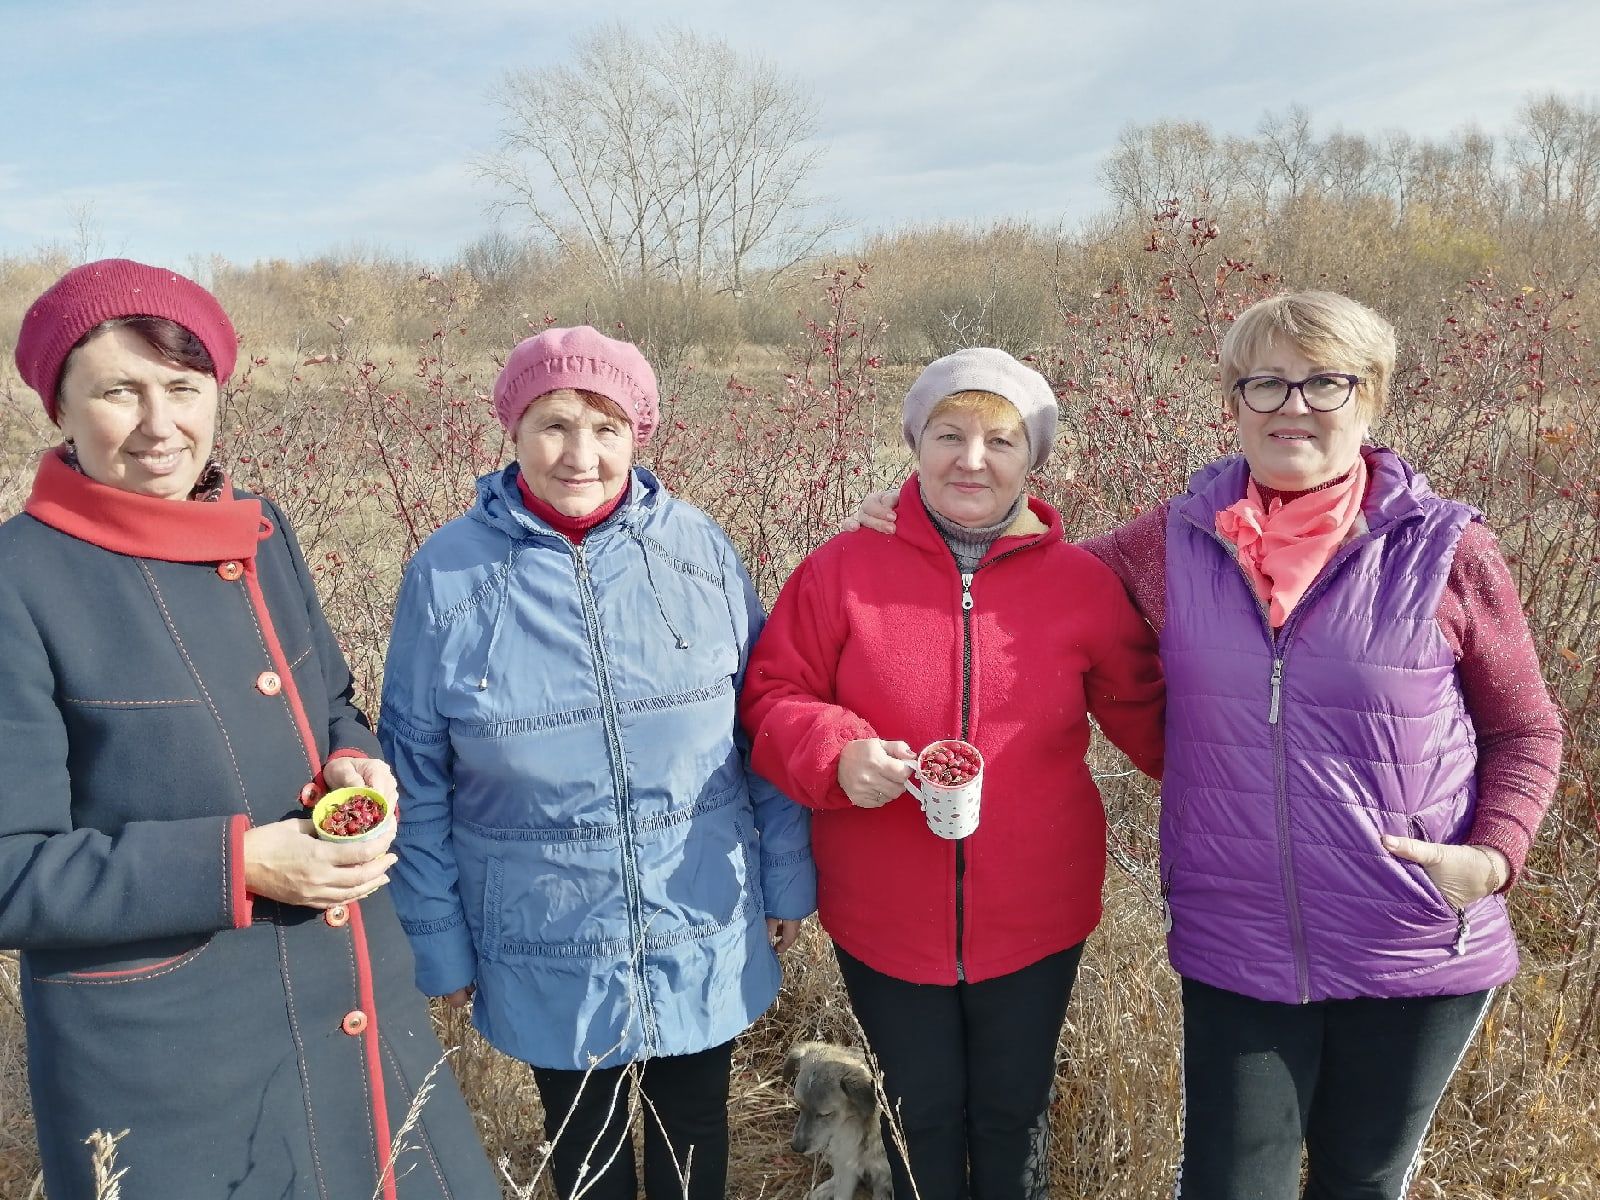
[1220,291,1396,421]
[926,390,1026,437]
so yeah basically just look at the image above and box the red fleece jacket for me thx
[740,474,1165,985]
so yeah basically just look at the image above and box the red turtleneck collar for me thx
[515,473,626,543]
[1252,466,1356,509]
[24,447,266,562]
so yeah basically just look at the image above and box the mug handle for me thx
[902,772,927,810]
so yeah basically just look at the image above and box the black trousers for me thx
[835,942,1084,1200]
[531,1040,733,1200]
[1178,978,1495,1200]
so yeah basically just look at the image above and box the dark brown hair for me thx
[56,316,218,407]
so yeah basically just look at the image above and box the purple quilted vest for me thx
[1160,448,1518,1003]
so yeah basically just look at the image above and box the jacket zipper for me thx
[1265,652,1306,1001]
[573,541,658,1053]
[951,541,1035,983]
[1191,514,1402,1004]
[1410,817,1470,954]
[956,571,974,982]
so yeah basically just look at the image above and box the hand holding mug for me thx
[838,738,917,808]
[905,739,985,839]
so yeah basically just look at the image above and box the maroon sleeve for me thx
[1436,522,1564,887]
[1077,505,1169,635]
[1078,555,1166,780]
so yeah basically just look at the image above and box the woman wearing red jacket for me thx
[739,348,1164,1200]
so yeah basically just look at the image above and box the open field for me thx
[0,202,1596,1196]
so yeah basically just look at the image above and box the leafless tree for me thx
[1378,129,1417,213]
[1318,130,1377,202]
[1510,92,1600,226]
[1257,104,1318,202]
[1100,120,1234,215]
[480,24,835,294]
[1451,126,1503,215]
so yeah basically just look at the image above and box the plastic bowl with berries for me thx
[311,786,395,844]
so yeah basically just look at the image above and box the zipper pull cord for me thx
[632,530,691,649]
[477,539,518,691]
[1268,658,1285,724]
[961,573,975,611]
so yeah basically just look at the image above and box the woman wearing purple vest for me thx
[849,291,1562,1198]
[1084,290,1561,1197]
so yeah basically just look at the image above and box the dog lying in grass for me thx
[783,1041,893,1200]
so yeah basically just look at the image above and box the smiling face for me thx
[514,388,634,517]
[1232,337,1371,491]
[55,325,219,500]
[916,393,1030,528]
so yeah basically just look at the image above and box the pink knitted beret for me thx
[14,258,239,421]
[493,326,659,445]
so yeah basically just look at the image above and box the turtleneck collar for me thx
[514,472,627,543]
[24,447,266,562]
[921,486,1027,572]
[1252,466,1354,508]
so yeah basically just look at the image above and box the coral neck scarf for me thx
[1215,455,1368,628]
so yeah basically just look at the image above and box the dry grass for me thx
[10,860,1592,1199]
[1,211,1596,1196]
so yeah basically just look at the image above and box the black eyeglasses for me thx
[1232,373,1361,414]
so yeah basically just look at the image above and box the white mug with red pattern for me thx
[904,738,984,839]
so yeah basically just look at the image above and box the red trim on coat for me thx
[24,447,262,562]
[348,902,398,1200]
[241,559,324,780]
[67,952,194,979]
[227,813,253,927]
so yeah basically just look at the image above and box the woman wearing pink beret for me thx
[381,325,816,1200]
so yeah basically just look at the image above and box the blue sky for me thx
[3,0,1597,265]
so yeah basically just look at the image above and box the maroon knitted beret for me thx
[14,258,239,421]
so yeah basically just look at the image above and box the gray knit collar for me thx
[920,484,1026,569]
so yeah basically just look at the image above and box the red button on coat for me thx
[341,1010,368,1036]
[217,560,244,581]
[256,671,282,696]
[324,904,349,928]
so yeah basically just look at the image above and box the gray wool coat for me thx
[0,451,498,1199]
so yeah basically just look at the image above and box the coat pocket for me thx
[29,932,215,986]
[634,796,753,946]
[1158,784,1193,901]
[477,837,636,960]
[1403,815,1461,917]
[480,856,504,963]
[1351,805,1460,928]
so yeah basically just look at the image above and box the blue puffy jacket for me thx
[379,464,815,1069]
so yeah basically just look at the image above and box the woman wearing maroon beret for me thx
[0,260,497,1199]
